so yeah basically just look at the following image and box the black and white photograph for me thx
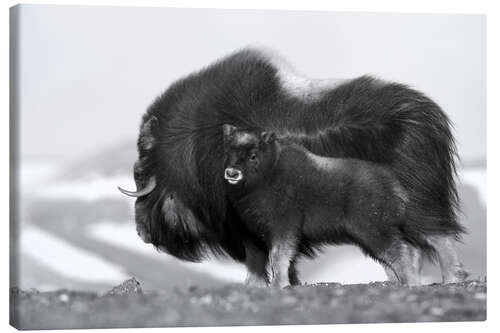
[9,3,487,330]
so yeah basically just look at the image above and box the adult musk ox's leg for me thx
[244,242,269,288]
[288,258,301,286]
[267,237,298,288]
[429,236,469,283]
[380,241,422,286]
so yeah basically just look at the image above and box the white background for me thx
[16,5,485,164]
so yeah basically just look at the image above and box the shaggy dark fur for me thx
[128,48,463,280]
[223,126,443,286]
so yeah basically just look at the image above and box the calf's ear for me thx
[222,124,237,137]
[261,131,276,144]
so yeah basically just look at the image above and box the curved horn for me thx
[117,177,156,197]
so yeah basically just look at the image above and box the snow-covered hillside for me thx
[15,153,486,291]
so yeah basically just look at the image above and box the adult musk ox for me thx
[222,126,467,287]
[119,47,467,287]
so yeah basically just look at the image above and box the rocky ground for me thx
[10,278,486,330]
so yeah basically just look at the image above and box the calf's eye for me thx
[249,153,257,161]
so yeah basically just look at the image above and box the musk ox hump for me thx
[251,46,347,101]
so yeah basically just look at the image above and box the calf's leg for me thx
[429,236,469,284]
[244,242,269,288]
[267,237,298,288]
[383,265,399,283]
[288,257,301,286]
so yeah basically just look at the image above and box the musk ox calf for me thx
[118,47,467,287]
[222,125,468,287]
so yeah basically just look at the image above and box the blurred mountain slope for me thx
[16,139,486,292]
[58,139,137,180]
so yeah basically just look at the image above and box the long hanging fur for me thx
[131,48,463,262]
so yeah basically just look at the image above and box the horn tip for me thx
[117,186,130,196]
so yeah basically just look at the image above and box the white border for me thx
[2,1,497,333]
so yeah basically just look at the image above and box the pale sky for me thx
[15,5,485,163]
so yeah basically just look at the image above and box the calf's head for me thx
[222,124,277,188]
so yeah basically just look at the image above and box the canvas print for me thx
[9,4,486,330]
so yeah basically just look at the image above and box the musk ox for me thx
[118,47,467,287]
[222,125,468,287]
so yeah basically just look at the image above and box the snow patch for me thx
[29,175,136,202]
[87,222,247,283]
[302,248,388,284]
[458,168,486,205]
[21,225,128,284]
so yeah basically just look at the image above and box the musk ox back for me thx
[120,47,463,283]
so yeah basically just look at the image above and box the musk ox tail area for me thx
[130,47,463,262]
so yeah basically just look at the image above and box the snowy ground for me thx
[10,279,487,330]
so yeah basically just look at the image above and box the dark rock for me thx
[105,278,143,296]
[10,287,40,297]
